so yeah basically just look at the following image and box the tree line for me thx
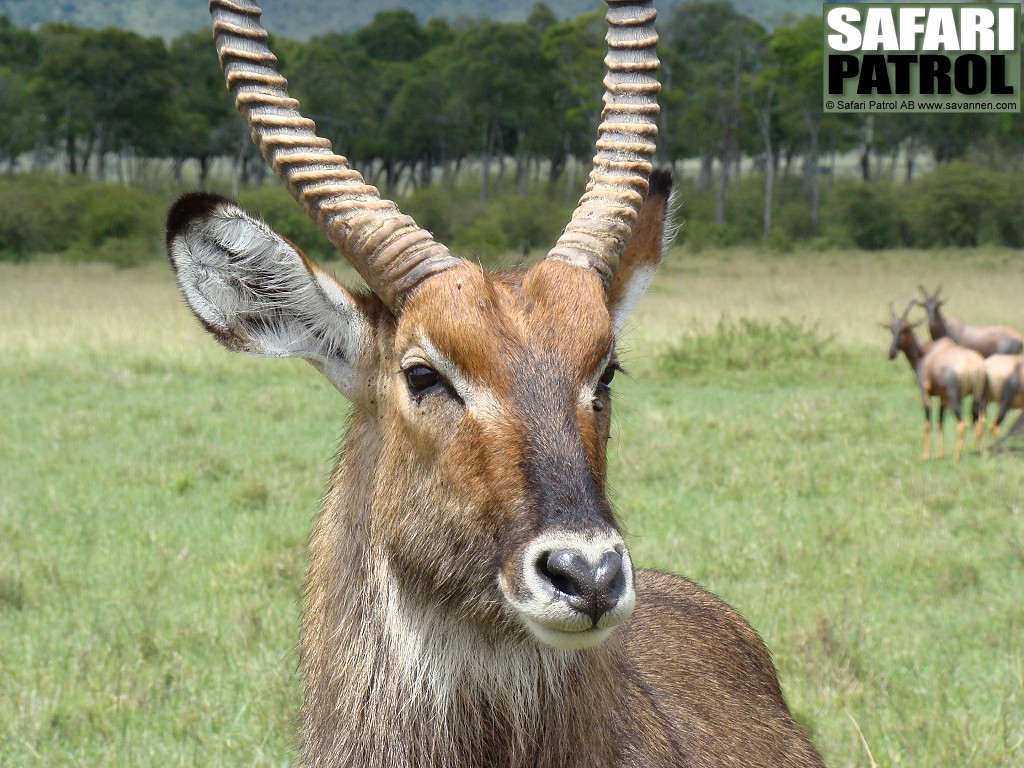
[2,2,1023,243]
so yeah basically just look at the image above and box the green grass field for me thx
[2,247,1023,767]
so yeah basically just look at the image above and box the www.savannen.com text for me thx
[827,99,1017,111]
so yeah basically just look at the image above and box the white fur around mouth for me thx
[519,616,616,651]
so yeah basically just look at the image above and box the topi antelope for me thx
[165,1,824,765]
[917,285,1023,357]
[883,301,988,461]
[982,354,1024,439]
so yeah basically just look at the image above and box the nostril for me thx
[539,549,588,598]
[593,550,623,595]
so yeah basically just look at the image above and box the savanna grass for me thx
[1,247,1023,766]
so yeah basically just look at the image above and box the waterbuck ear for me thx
[166,192,372,400]
[607,169,678,335]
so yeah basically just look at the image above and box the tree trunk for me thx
[697,153,713,191]
[480,122,493,202]
[515,153,529,194]
[715,153,727,226]
[798,109,823,233]
[859,114,874,182]
[65,132,78,175]
[94,127,106,181]
[904,137,917,182]
[758,86,775,240]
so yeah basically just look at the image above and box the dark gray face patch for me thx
[512,355,616,540]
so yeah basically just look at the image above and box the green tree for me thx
[32,24,90,174]
[33,25,174,178]
[527,3,559,36]
[0,14,38,69]
[291,32,406,186]
[385,44,471,186]
[541,10,605,190]
[456,21,565,198]
[662,2,770,224]
[770,15,853,230]
[355,9,428,62]
[0,17,40,171]
[166,31,237,185]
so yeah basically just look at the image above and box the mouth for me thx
[517,616,617,651]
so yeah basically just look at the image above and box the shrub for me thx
[4,160,1023,266]
[0,212,30,262]
[71,186,158,248]
[494,193,574,257]
[985,172,1024,248]
[679,220,745,251]
[0,175,72,256]
[454,218,508,261]
[904,162,1002,247]
[658,316,841,387]
[0,175,171,261]
[835,181,904,250]
[67,236,158,269]
[400,185,456,245]
[773,201,809,244]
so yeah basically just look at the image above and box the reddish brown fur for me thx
[885,304,987,460]
[608,169,675,322]
[294,228,822,766]
[982,354,1024,436]
[163,0,833,757]
[167,72,822,768]
[918,285,1023,357]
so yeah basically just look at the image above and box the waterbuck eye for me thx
[405,364,440,392]
[599,364,617,387]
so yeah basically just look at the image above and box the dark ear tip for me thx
[166,192,231,250]
[648,168,673,200]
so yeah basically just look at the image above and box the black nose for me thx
[539,549,625,624]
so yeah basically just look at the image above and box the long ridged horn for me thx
[208,0,460,311]
[545,0,660,285]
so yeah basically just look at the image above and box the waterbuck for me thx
[165,1,824,765]
[883,301,988,460]
[917,285,1023,357]
[982,354,1024,439]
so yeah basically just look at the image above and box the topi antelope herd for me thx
[165,0,825,766]
[883,287,1024,461]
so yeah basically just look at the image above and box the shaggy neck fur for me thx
[298,413,622,768]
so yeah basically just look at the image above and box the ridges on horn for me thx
[546,0,661,286]
[208,0,461,311]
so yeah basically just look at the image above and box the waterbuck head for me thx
[167,0,669,655]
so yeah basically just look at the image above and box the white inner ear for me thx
[610,265,657,336]
[169,202,368,397]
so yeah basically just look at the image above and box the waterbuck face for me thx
[370,259,634,651]
[179,0,665,659]
[166,186,675,653]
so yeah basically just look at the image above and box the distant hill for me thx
[0,0,820,40]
